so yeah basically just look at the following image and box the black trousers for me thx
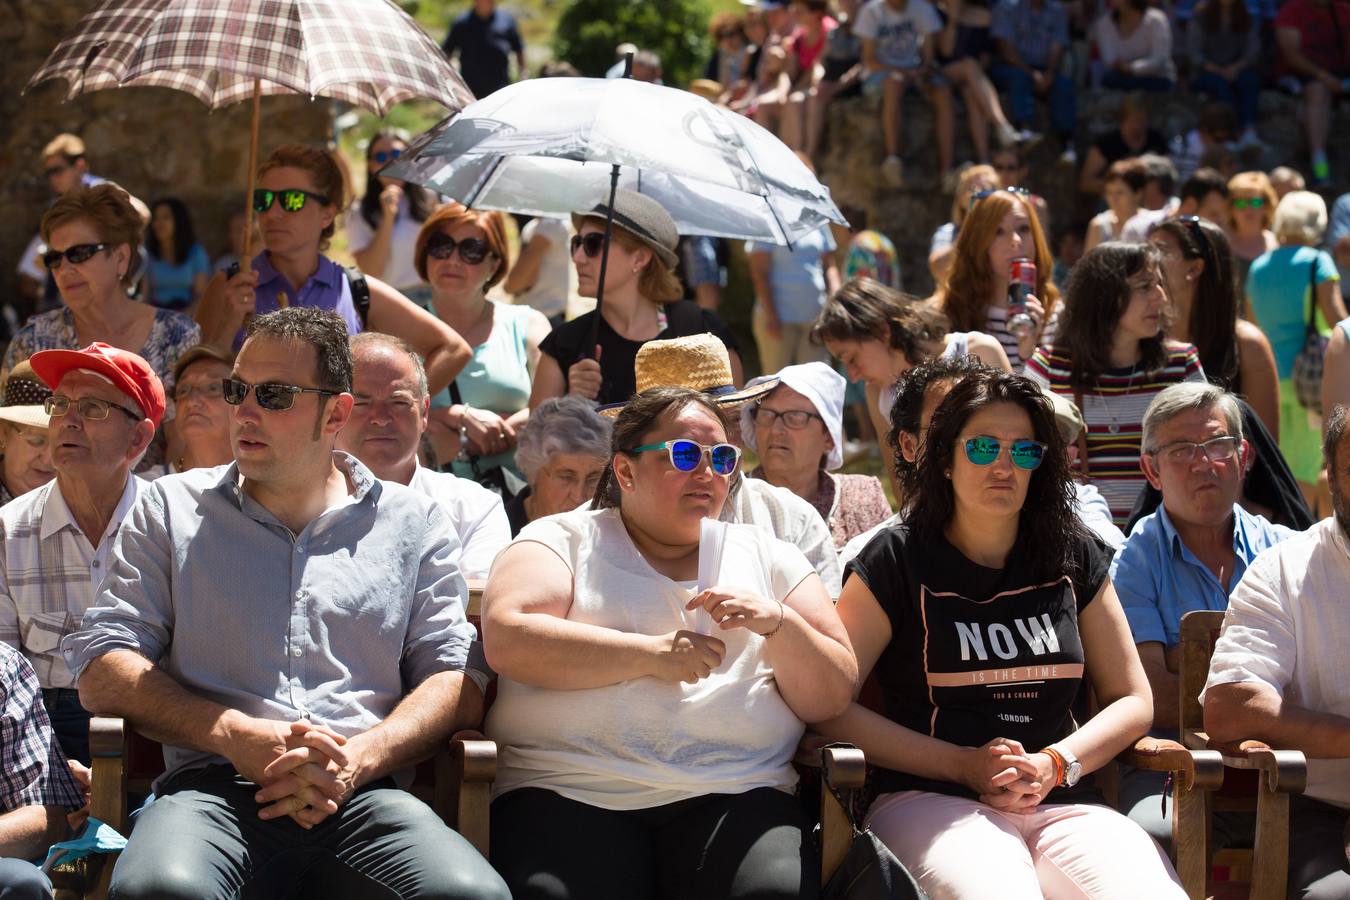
[1289,794,1350,900]
[108,765,510,900]
[490,786,820,900]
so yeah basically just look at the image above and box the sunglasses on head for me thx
[222,378,337,411]
[963,436,1047,470]
[969,186,1031,210]
[371,148,403,165]
[1231,196,1266,210]
[629,439,742,475]
[42,243,108,270]
[425,232,492,265]
[252,188,330,214]
[570,232,609,259]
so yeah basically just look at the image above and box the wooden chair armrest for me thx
[88,717,127,835]
[1196,732,1309,792]
[1118,736,1224,791]
[441,732,496,859]
[821,745,867,791]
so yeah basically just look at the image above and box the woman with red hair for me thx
[417,204,551,480]
[934,188,1060,371]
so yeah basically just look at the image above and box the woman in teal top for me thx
[416,203,551,482]
[1245,190,1347,496]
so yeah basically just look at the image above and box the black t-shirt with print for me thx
[847,525,1111,801]
[538,301,741,407]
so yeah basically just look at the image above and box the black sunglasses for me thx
[42,243,109,270]
[425,232,492,265]
[252,188,330,214]
[570,232,608,259]
[372,148,403,165]
[222,378,337,411]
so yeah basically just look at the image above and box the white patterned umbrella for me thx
[27,0,473,263]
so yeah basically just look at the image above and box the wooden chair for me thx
[1177,609,1307,900]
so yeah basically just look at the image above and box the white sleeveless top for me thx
[877,331,974,424]
[485,507,815,810]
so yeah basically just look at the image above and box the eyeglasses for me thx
[969,186,1031,210]
[1149,435,1241,465]
[251,188,330,214]
[425,232,492,265]
[570,232,608,259]
[44,162,71,179]
[1231,196,1266,210]
[629,439,742,475]
[962,436,1047,470]
[44,395,141,422]
[42,243,108,270]
[751,405,823,430]
[222,378,337,411]
[173,380,225,401]
[371,148,403,165]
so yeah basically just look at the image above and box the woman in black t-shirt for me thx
[528,189,742,409]
[818,369,1184,899]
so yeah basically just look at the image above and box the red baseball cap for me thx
[29,342,166,429]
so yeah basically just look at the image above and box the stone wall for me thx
[1,0,334,305]
[818,85,1347,298]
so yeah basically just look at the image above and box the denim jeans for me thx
[989,63,1077,137]
[41,688,89,766]
[0,859,52,900]
[1192,67,1262,128]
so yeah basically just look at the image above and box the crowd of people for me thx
[5,0,1350,898]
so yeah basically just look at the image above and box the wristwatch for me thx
[1055,744,1083,787]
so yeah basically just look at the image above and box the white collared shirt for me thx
[407,463,511,580]
[0,473,141,687]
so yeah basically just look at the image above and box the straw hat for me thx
[599,333,778,417]
[0,361,52,431]
[572,189,680,270]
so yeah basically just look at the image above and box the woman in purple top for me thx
[197,144,471,396]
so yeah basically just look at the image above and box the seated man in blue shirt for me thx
[1111,382,1297,847]
[63,308,509,900]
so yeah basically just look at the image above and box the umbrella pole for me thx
[587,163,622,357]
[241,78,262,284]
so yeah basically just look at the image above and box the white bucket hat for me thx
[740,362,847,470]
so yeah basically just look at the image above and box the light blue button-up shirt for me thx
[62,453,479,787]
[1110,502,1295,649]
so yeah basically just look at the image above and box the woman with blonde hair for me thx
[1225,170,1279,289]
[529,189,742,408]
[198,143,470,395]
[1246,190,1348,503]
[935,188,1060,370]
[928,164,1000,283]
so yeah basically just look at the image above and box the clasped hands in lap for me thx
[226,716,365,829]
[963,737,1058,813]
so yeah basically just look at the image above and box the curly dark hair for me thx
[908,369,1084,581]
[811,277,949,366]
[592,387,735,510]
[1055,242,1170,390]
[888,354,994,504]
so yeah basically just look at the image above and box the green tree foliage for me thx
[552,0,714,88]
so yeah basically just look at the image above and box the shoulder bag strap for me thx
[1308,256,1321,339]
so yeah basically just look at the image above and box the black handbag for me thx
[819,754,928,900]
[446,381,518,498]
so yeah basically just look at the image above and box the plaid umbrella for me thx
[27,0,473,267]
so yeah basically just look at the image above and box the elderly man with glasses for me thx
[1109,382,1298,848]
[0,342,162,766]
[63,308,509,900]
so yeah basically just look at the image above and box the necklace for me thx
[1095,367,1141,434]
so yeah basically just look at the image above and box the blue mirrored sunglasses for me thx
[963,436,1047,470]
[629,439,741,475]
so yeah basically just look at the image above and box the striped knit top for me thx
[1025,341,1206,526]
[985,304,1061,372]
